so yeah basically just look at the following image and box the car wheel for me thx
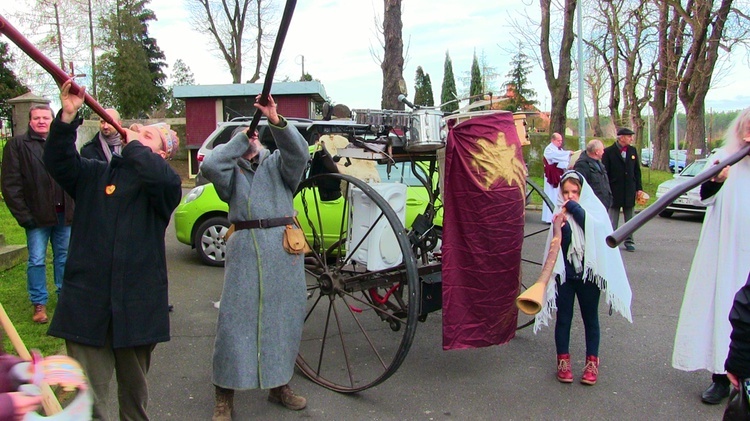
[194,216,230,266]
[659,210,674,218]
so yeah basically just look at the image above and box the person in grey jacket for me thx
[574,139,613,209]
[201,94,309,420]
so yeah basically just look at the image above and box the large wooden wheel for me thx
[294,173,420,393]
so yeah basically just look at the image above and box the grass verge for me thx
[1,202,65,357]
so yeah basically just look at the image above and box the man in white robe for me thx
[542,132,571,223]
[672,108,750,405]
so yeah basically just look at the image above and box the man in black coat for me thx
[43,80,182,420]
[601,127,643,251]
[574,139,613,209]
[79,108,122,162]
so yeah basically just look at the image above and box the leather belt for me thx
[234,216,295,230]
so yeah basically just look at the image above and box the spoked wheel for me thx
[293,173,420,393]
[518,178,555,330]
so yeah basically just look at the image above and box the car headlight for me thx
[656,186,670,197]
[183,185,205,204]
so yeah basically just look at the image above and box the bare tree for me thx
[187,0,276,84]
[586,0,623,131]
[670,0,748,162]
[380,0,405,110]
[618,1,657,151]
[8,0,96,99]
[540,0,576,135]
[583,49,606,137]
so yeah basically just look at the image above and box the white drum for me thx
[407,109,446,152]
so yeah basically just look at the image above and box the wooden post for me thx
[0,303,62,415]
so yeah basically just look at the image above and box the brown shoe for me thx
[212,386,234,421]
[268,384,306,410]
[32,304,48,324]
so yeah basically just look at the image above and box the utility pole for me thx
[576,0,585,151]
[88,0,97,98]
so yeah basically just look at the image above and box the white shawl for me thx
[534,171,633,333]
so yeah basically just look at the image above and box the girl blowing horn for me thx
[534,171,633,386]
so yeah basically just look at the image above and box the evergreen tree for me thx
[97,0,168,118]
[413,66,434,107]
[469,53,483,105]
[0,42,29,124]
[166,59,195,117]
[440,51,458,113]
[502,47,538,112]
[423,73,434,107]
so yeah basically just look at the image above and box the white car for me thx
[655,158,709,217]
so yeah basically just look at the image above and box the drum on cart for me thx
[354,109,411,129]
[406,109,446,152]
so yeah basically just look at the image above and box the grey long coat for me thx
[201,118,309,390]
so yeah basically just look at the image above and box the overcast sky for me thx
[146,0,750,114]
[2,0,749,113]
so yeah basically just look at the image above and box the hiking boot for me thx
[212,386,234,421]
[268,384,306,410]
[32,304,48,324]
[581,355,599,385]
[557,354,573,383]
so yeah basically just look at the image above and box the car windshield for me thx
[679,159,707,177]
[376,162,428,187]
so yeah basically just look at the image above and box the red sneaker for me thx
[557,354,573,383]
[581,355,599,385]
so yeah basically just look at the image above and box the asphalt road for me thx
[144,207,724,420]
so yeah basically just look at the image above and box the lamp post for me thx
[576,0,585,151]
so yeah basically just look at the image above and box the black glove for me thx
[20,219,37,230]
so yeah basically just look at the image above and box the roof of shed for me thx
[173,81,329,102]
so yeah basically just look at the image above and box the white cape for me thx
[672,152,750,374]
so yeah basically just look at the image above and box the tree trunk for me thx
[649,0,682,172]
[539,0,575,135]
[381,0,404,110]
[685,98,707,160]
[676,0,732,162]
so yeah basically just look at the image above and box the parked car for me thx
[641,148,687,172]
[194,117,371,185]
[175,160,443,266]
[655,158,709,217]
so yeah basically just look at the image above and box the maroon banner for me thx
[442,112,526,350]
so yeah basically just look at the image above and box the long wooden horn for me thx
[0,303,62,415]
[606,143,750,248]
[516,224,562,315]
[246,0,297,135]
[0,13,127,139]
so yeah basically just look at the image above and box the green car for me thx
[174,161,443,266]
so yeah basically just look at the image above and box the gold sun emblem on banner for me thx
[469,133,526,190]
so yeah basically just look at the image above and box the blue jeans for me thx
[555,275,601,356]
[25,212,70,305]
